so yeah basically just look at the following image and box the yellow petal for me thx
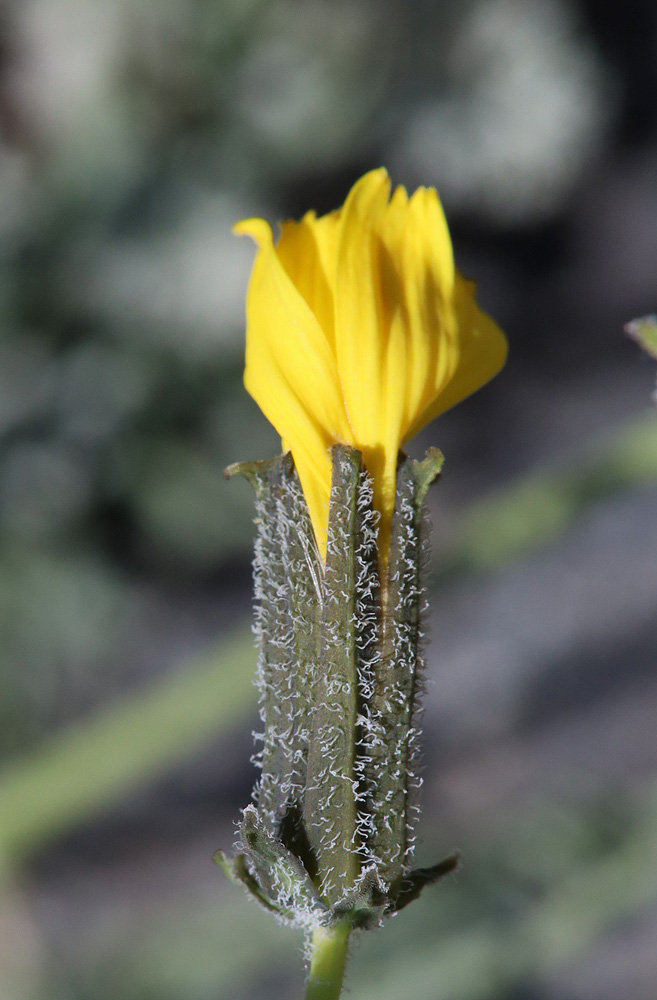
[276,210,340,353]
[331,171,463,554]
[236,218,344,435]
[234,170,507,564]
[334,168,393,448]
[235,217,352,557]
[402,273,508,443]
[385,185,457,434]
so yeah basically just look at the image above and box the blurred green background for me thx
[0,0,656,997]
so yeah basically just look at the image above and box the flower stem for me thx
[305,921,351,1000]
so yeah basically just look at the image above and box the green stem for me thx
[305,921,351,1000]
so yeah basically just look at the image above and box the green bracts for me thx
[217,446,457,934]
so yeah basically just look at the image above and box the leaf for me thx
[387,853,461,914]
[625,314,657,360]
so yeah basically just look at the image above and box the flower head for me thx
[235,168,507,561]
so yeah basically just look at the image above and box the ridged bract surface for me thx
[220,445,455,930]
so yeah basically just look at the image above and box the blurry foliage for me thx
[391,0,613,223]
[0,0,656,999]
[0,632,255,862]
[445,413,657,573]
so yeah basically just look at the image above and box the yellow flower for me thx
[235,168,507,562]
